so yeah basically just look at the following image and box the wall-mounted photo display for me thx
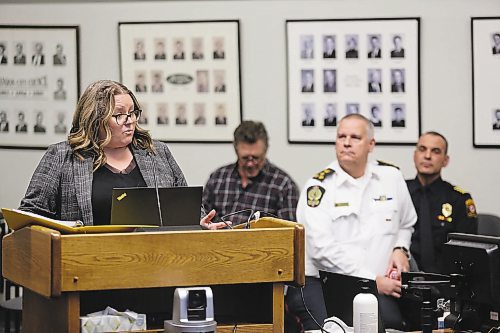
[0,25,80,149]
[472,17,500,148]
[286,18,421,145]
[119,20,242,143]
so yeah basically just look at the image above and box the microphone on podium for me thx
[149,153,164,227]
[203,209,279,229]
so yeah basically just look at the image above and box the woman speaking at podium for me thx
[19,80,225,229]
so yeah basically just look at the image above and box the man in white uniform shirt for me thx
[287,114,417,331]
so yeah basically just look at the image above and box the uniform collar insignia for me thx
[376,160,400,169]
[313,168,335,182]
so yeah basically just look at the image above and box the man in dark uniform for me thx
[402,131,478,330]
[407,131,478,274]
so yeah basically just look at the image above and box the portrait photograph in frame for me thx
[471,17,500,148]
[286,18,421,145]
[118,20,242,143]
[0,25,80,149]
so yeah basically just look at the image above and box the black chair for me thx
[0,212,22,333]
[477,213,500,237]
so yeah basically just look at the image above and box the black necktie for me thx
[419,188,435,272]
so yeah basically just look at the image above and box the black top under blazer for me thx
[19,140,187,226]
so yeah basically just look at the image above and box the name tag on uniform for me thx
[334,202,349,207]
[373,195,392,201]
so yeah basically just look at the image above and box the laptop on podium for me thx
[110,186,202,231]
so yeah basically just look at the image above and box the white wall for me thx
[1,0,499,215]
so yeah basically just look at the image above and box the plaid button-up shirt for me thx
[202,161,300,226]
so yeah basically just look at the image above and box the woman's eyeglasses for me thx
[112,109,142,125]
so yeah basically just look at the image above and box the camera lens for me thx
[188,290,206,309]
[187,290,207,321]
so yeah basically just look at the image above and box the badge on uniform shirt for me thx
[442,203,452,218]
[307,185,325,207]
[465,198,477,218]
[374,195,392,201]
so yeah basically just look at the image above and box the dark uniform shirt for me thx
[406,177,478,273]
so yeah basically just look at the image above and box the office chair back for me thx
[477,213,500,237]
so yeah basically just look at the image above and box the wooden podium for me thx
[2,217,304,333]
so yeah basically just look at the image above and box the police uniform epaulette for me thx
[313,168,335,181]
[453,186,469,194]
[377,160,400,169]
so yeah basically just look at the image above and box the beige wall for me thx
[1,0,499,215]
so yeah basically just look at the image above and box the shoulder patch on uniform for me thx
[465,198,477,218]
[377,160,400,169]
[313,168,335,182]
[453,186,468,195]
[307,185,325,207]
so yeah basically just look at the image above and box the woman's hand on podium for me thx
[200,209,232,230]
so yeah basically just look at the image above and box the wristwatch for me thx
[393,246,410,259]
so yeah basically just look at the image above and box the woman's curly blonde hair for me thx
[68,80,154,170]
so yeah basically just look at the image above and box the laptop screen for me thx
[110,186,202,230]
[319,271,385,333]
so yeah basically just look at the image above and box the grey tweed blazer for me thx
[19,140,187,226]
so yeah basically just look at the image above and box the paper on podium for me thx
[1,208,157,234]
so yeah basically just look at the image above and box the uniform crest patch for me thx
[307,185,325,207]
[465,198,477,218]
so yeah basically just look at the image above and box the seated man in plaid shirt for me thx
[202,120,300,226]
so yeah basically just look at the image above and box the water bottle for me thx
[353,280,378,333]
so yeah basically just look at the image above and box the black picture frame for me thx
[286,18,421,145]
[471,17,500,148]
[118,20,242,143]
[0,25,80,149]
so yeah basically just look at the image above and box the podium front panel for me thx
[60,228,296,292]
